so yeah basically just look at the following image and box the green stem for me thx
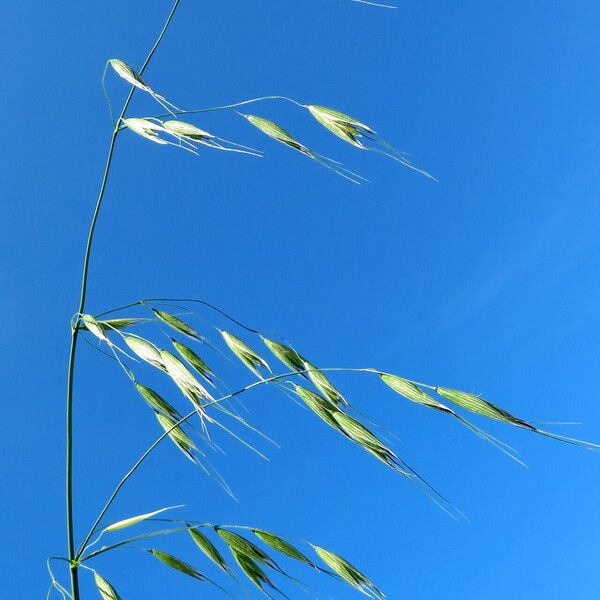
[64,3,181,599]
[65,115,118,600]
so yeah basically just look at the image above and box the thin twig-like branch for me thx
[150,95,305,120]
[94,297,262,333]
[63,3,181,598]
[76,367,384,558]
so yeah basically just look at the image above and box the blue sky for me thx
[2,1,600,598]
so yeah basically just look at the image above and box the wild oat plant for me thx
[49,2,598,600]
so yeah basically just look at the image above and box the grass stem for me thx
[64,3,181,598]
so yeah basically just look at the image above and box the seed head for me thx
[108,59,149,92]
[307,104,374,148]
[243,114,311,155]
[122,118,169,144]
[162,120,214,141]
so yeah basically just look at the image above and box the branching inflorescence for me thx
[62,298,598,600]
[104,55,436,184]
[55,2,597,600]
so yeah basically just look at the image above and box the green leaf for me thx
[148,549,206,580]
[220,330,271,377]
[253,529,315,566]
[123,335,164,370]
[188,526,233,576]
[172,339,214,385]
[313,545,384,600]
[104,505,182,532]
[380,374,452,413]
[135,383,181,419]
[94,572,121,600]
[152,309,200,340]
[261,337,306,373]
[243,114,311,155]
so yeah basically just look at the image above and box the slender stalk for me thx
[64,3,181,598]
[94,297,262,333]
[82,527,191,562]
[150,95,305,120]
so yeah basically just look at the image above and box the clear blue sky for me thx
[2,1,599,598]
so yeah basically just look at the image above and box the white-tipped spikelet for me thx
[122,118,198,154]
[122,118,169,144]
[307,105,374,148]
[109,59,150,92]
[162,120,214,141]
[242,113,367,183]
[162,119,262,156]
[306,103,435,179]
[108,58,180,115]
